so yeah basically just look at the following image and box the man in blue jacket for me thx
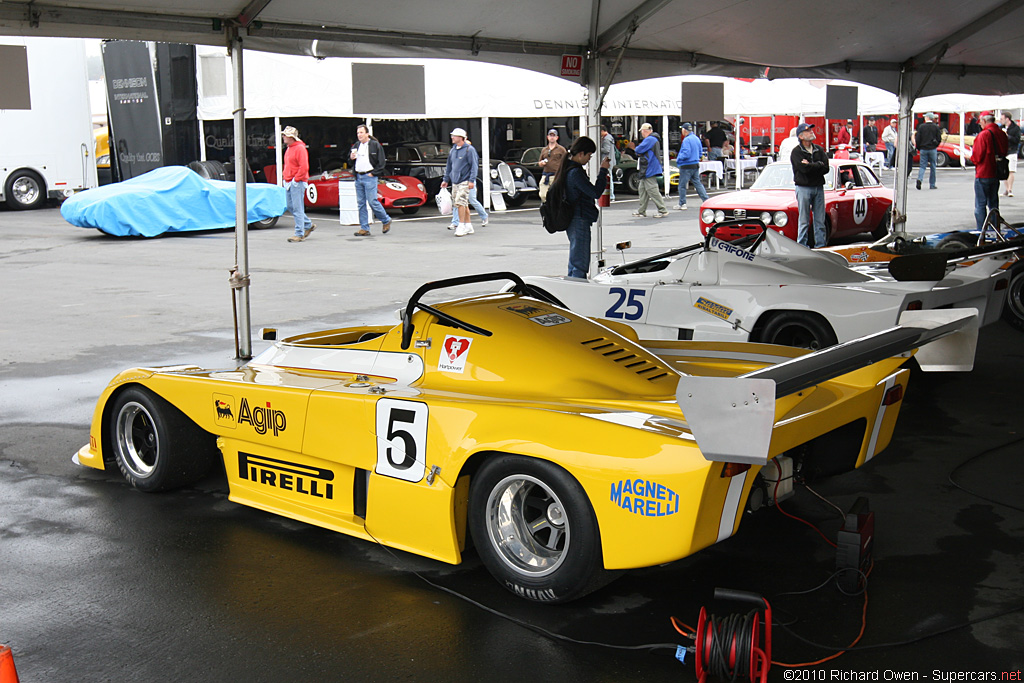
[632,123,668,218]
[441,128,479,237]
[675,123,709,210]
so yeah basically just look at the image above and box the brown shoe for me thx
[353,229,371,236]
[382,221,392,234]
[303,223,316,238]
[287,235,305,242]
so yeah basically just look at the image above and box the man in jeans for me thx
[790,122,829,248]
[282,126,315,243]
[675,123,708,210]
[914,112,942,190]
[349,124,393,237]
[970,112,1008,230]
[632,123,667,218]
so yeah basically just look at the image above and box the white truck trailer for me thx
[0,36,97,210]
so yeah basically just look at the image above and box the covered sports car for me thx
[76,273,969,603]
[523,224,1010,365]
[61,166,286,237]
[698,160,892,245]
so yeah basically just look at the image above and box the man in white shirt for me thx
[349,124,393,237]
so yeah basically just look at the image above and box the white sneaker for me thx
[676,204,687,210]
[482,218,489,227]
[447,224,457,230]
[455,223,474,237]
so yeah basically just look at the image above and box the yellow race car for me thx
[75,273,970,603]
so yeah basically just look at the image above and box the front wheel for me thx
[108,387,215,492]
[1002,263,1024,332]
[758,312,838,350]
[469,455,614,603]
[936,151,949,167]
[504,192,527,207]
[249,215,279,229]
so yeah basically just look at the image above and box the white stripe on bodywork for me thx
[864,373,898,463]
[649,347,792,365]
[249,346,425,386]
[717,470,748,542]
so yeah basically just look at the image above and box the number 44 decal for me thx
[375,398,428,482]
[605,287,646,321]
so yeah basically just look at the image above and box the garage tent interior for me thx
[4,0,1024,355]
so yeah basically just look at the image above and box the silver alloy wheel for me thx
[485,474,569,577]
[12,175,42,207]
[115,401,160,478]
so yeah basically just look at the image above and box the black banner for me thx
[102,40,163,179]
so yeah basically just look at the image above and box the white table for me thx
[724,158,759,173]
[698,161,723,188]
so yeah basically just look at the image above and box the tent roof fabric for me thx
[3,0,1024,97]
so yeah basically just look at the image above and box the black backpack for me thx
[540,175,574,233]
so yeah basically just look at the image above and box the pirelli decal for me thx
[238,452,334,500]
[694,296,734,321]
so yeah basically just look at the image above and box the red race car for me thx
[263,166,428,214]
[699,159,893,245]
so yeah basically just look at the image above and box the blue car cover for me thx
[61,166,287,237]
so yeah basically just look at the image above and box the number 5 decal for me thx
[605,287,646,321]
[375,398,428,482]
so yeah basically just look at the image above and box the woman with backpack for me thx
[549,136,610,279]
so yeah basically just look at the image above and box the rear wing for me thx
[676,308,976,465]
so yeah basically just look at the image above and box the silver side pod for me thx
[676,309,977,465]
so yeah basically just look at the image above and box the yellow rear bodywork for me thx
[77,294,910,571]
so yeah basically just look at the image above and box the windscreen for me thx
[752,163,835,190]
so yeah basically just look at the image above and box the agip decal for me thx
[610,478,680,516]
[213,393,236,428]
[237,397,287,436]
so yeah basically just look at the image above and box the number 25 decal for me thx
[605,287,646,321]
[375,398,428,482]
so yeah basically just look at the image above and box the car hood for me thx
[701,189,797,211]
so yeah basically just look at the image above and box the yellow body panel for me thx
[78,292,911,572]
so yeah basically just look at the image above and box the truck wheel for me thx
[759,312,838,350]
[469,455,614,603]
[1002,263,1024,332]
[4,170,46,210]
[109,387,215,492]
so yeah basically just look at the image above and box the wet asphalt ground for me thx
[1,166,1022,681]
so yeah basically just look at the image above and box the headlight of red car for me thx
[701,208,715,223]
[417,183,425,192]
[773,211,788,227]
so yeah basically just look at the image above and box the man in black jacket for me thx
[1000,111,1021,197]
[914,112,943,190]
[790,123,830,248]
[862,117,879,154]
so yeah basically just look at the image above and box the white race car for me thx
[524,223,1018,370]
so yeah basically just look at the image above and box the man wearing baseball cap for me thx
[674,123,708,210]
[882,118,898,169]
[790,122,829,248]
[282,126,315,243]
[537,128,567,202]
[971,112,1009,230]
[441,128,480,237]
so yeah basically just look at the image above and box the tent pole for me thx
[662,114,669,196]
[892,67,914,235]
[587,55,602,274]
[199,120,207,162]
[481,116,491,210]
[229,27,252,360]
[274,116,282,185]
[959,111,966,169]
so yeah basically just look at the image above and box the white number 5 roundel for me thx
[375,398,428,482]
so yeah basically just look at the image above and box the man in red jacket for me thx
[970,112,1009,231]
[282,125,315,243]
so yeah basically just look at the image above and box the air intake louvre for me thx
[581,337,672,382]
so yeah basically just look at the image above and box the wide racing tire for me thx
[758,311,838,350]
[108,386,216,492]
[936,233,975,251]
[1002,262,1024,332]
[468,455,615,603]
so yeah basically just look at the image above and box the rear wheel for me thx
[1002,263,1024,332]
[625,171,641,194]
[871,208,891,240]
[4,170,46,210]
[108,387,215,492]
[758,312,838,350]
[936,233,975,251]
[469,455,614,603]
[936,151,949,167]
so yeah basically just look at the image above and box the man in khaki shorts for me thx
[441,128,479,237]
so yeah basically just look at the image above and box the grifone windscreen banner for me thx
[102,40,163,179]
